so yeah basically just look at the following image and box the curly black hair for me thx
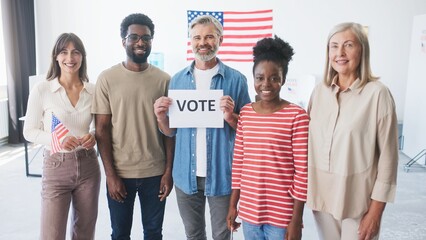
[120,13,155,39]
[252,35,295,78]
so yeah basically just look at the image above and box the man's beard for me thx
[127,47,151,64]
[193,44,218,62]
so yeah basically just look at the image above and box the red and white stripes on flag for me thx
[187,10,273,62]
[50,113,69,155]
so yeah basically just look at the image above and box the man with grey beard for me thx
[92,13,174,240]
[154,15,251,240]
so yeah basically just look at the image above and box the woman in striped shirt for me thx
[227,36,309,240]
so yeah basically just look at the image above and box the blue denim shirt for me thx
[170,59,251,196]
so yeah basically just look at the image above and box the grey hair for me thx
[189,15,223,37]
[323,22,379,87]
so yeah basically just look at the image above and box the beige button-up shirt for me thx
[307,78,398,220]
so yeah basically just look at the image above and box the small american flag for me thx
[187,10,273,62]
[50,113,69,155]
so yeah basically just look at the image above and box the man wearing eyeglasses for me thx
[92,13,174,240]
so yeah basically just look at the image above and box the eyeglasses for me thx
[125,34,153,43]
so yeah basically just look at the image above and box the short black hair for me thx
[120,13,155,39]
[252,35,295,78]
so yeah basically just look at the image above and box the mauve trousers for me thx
[40,148,101,240]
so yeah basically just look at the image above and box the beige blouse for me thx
[307,78,399,220]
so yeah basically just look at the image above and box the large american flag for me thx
[187,10,273,62]
[50,113,69,155]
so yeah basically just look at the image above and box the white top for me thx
[194,64,219,177]
[23,78,95,151]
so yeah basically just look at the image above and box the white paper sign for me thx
[168,90,223,128]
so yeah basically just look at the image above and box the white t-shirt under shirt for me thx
[193,64,219,177]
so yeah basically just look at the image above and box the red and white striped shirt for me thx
[232,103,309,228]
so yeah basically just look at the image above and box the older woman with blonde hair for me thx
[307,22,399,240]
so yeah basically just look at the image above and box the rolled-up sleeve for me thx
[372,92,399,202]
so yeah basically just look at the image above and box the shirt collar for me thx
[82,81,94,94]
[49,78,62,92]
[331,76,363,94]
[185,58,225,78]
[49,77,93,94]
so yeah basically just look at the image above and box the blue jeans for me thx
[107,176,165,240]
[242,221,286,240]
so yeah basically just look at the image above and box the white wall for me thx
[34,0,426,121]
[0,2,7,88]
[402,14,426,158]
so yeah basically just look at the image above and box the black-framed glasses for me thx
[125,34,153,43]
